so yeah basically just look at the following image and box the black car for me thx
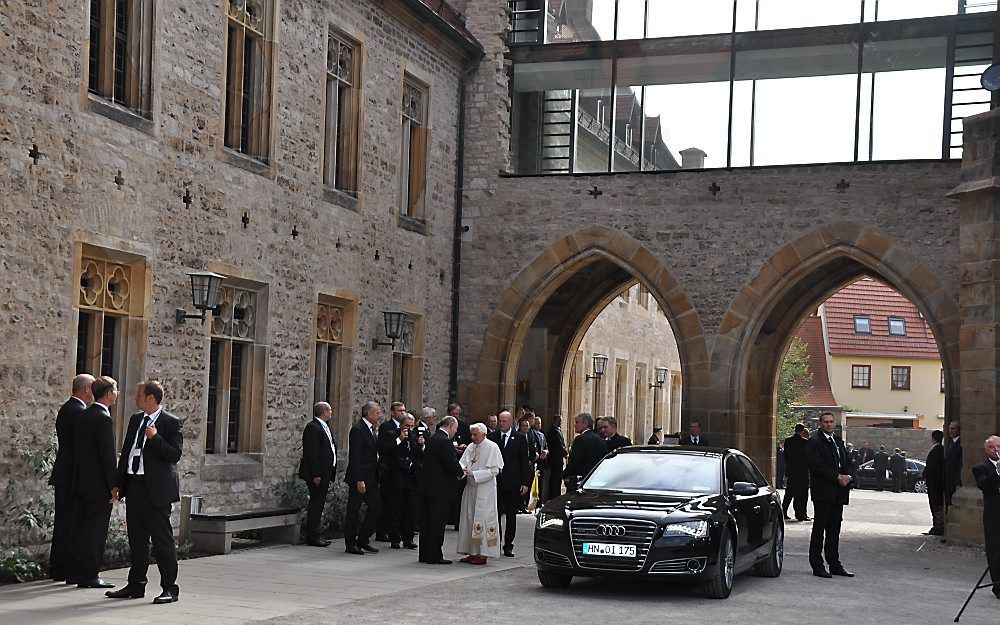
[855,459,927,492]
[534,446,783,598]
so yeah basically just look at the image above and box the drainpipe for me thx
[449,58,482,403]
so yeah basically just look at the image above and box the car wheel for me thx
[913,479,928,494]
[753,522,783,578]
[537,570,572,588]
[701,530,734,599]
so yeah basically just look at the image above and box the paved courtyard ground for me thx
[1,489,995,625]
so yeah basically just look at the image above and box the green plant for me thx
[0,549,44,583]
[275,473,350,540]
[0,426,57,583]
[103,514,130,565]
[777,336,813,441]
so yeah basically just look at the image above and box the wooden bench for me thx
[189,507,301,555]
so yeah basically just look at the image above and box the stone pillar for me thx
[945,107,1000,545]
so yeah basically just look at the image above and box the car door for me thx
[738,455,772,557]
[724,455,760,560]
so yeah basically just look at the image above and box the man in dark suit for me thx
[71,375,119,589]
[972,435,1000,599]
[599,416,632,452]
[379,405,422,549]
[858,442,875,466]
[343,401,383,555]
[805,412,854,579]
[679,420,709,446]
[874,445,890,491]
[945,419,963,509]
[647,426,662,446]
[782,424,811,521]
[105,381,183,604]
[923,430,945,536]
[378,402,408,545]
[564,413,607,490]
[48,373,94,583]
[546,414,567,500]
[489,411,532,557]
[297,402,337,547]
[889,448,906,493]
[417,416,464,564]
[447,403,471,530]
[845,443,860,482]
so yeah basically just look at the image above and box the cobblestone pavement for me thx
[1,490,995,625]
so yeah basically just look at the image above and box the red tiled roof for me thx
[823,277,939,359]
[794,314,838,406]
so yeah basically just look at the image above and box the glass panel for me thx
[206,339,220,454]
[754,0,862,31]
[615,0,645,40]
[228,342,244,453]
[585,452,721,494]
[546,0,616,43]
[866,0,977,21]
[647,0,734,38]
[76,312,92,374]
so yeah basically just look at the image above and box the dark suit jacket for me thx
[299,418,337,483]
[606,433,632,452]
[925,443,945,491]
[889,453,906,476]
[874,451,890,472]
[945,437,963,492]
[489,429,533,492]
[73,403,117,499]
[453,420,472,449]
[972,460,1000,520]
[806,430,851,505]
[564,429,607,482]
[680,434,709,446]
[114,410,183,507]
[858,447,875,465]
[418,430,464,501]
[345,419,379,486]
[783,434,808,477]
[50,397,86,487]
[546,425,567,467]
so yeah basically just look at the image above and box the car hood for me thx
[552,490,724,522]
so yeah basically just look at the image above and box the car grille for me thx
[570,518,657,572]
[649,557,707,574]
[535,548,573,568]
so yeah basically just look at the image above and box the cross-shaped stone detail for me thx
[28,144,41,165]
[291,225,299,239]
[182,188,193,205]
[836,178,850,193]
[588,186,602,199]
[114,170,125,189]
[709,182,721,196]
[242,212,250,228]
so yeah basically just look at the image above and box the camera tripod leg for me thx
[954,565,991,622]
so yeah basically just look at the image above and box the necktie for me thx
[131,415,150,473]
[503,432,509,449]
[828,436,840,464]
[693,437,698,445]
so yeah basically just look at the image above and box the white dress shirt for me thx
[127,407,161,475]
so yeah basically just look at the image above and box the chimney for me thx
[680,147,707,169]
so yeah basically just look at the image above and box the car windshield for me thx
[583,452,721,495]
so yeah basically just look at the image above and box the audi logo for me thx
[597,524,627,537]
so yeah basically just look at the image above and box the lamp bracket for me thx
[372,337,397,350]
[176,308,209,325]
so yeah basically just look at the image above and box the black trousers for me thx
[875,471,887,491]
[497,487,521,549]
[343,483,381,548]
[547,463,564,501]
[928,487,944,530]
[891,472,904,492]
[381,485,416,544]
[418,496,448,563]
[305,478,330,542]
[809,501,844,571]
[124,479,178,593]
[72,494,112,581]
[985,515,1000,596]
[49,485,77,580]
[782,473,809,519]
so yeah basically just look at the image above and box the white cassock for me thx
[457,438,504,558]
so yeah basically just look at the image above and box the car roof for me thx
[612,444,735,456]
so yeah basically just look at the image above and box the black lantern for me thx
[176,271,226,324]
[372,310,408,349]
[586,354,609,381]
[650,366,669,389]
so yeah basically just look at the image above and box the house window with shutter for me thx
[324,31,361,194]
[87,0,154,118]
[399,77,429,220]
[223,0,274,162]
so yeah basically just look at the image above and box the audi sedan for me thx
[534,446,783,598]
[855,458,927,492]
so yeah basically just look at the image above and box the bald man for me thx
[299,402,338,547]
[972,435,1000,599]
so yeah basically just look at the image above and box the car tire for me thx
[537,570,572,588]
[701,530,734,599]
[913,479,928,494]
[753,522,783,578]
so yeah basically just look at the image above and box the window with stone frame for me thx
[87,0,154,117]
[207,284,266,454]
[324,30,361,194]
[637,284,649,309]
[890,365,911,391]
[223,0,274,162]
[391,316,423,409]
[851,364,871,389]
[314,297,356,442]
[399,76,429,220]
[76,247,148,443]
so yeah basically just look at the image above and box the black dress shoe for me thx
[430,559,452,564]
[813,568,833,578]
[390,542,401,549]
[359,543,379,553]
[106,586,145,599]
[830,567,854,577]
[502,548,514,558]
[306,540,330,547]
[152,590,178,604]
[65,579,79,585]
[797,516,812,522]
[403,542,418,550]
[345,546,365,555]
[78,578,115,588]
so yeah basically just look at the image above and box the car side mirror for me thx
[729,481,759,497]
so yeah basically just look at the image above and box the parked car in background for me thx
[855,458,927,492]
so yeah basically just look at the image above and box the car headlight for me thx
[663,520,709,538]
[537,510,565,529]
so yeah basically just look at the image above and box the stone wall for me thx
[0,0,472,514]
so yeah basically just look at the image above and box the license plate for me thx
[582,542,636,557]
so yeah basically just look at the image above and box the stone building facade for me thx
[0,0,480,512]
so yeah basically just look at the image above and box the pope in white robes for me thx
[457,423,504,563]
